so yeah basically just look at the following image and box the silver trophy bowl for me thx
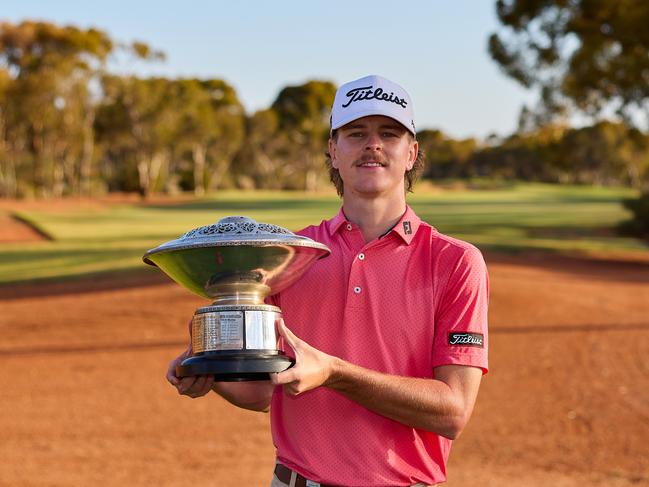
[143,216,330,381]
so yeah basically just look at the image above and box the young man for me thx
[167,75,489,487]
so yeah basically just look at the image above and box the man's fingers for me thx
[276,318,301,351]
[166,347,191,386]
[166,359,182,386]
[271,367,297,386]
[197,375,215,396]
[167,367,180,386]
[176,375,216,398]
[192,375,213,396]
[177,376,198,394]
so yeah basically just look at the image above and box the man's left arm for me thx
[271,320,482,440]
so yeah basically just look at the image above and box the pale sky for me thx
[3,1,536,140]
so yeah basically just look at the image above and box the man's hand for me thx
[166,347,215,398]
[271,319,338,395]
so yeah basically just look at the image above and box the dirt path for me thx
[0,212,48,243]
[1,253,648,486]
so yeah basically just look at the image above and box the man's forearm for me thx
[325,359,480,439]
[272,319,483,437]
[211,381,276,412]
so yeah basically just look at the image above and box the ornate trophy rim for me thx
[143,215,330,266]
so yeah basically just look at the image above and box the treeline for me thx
[419,122,649,189]
[1,20,648,200]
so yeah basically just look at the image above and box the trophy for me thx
[143,216,330,381]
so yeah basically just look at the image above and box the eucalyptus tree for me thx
[416,129,477,180]
[489,0,649,129]
[557,122,649,186]
[231,108,288,189]
[95,76,179,197]
[0,20,113,196]
[173,78,245,194]
[0,68,13,196]
[270,80,337,190]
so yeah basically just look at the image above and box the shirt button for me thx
[353,286,362,294]
[346,224,353,231]
[358,253,365,261]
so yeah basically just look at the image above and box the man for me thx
[167,75,489,487]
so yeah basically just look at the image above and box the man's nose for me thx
[364,133,382,150]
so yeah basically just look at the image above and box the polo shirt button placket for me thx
[353,286,362,294]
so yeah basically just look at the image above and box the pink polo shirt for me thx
[269,206,489,486]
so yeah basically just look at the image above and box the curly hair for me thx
[324,130,425,197]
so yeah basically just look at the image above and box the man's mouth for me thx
[357,160,386,168]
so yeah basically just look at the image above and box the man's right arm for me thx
[165,347,275,412]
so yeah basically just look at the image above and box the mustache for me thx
[354,155,388,166]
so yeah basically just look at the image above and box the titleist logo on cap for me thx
[330,75,416,135]
[341,85,408,109]
[448,332,484,348]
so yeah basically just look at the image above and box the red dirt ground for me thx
[1,219,648,486]
[0,213,48,243]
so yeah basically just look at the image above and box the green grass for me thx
[0,183,646,284]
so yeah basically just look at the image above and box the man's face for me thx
[328,115,418,199]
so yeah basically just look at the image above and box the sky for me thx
[2,1,537,140]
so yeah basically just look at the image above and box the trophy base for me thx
[177,352,294,381]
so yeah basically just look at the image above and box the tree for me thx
[270,80,337,190]
[96,76,245,196]
[0,21,114,197]
[0,68,13,196]
[173,79,245,195]
[231,108,288,189]
[0,21,163,197]
[489,0,649,127]
[558,121,649,186]
[95,76,178,197]
[417,129,477,179]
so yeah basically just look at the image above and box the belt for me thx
[274,463,337,487]
[273,463,438,487]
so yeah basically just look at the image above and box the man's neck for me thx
[342,194,407,243]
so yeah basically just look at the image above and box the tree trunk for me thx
[0,157,17,198]
[304,152,318,191]
[192,143,206,196]
[52,158,65,197]
[80,108,95,196]
[29,123,47,196]
[305,169,318,192]
[137,151,168,198]
[136,153,150,198]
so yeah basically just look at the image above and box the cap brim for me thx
[330,107,415,135]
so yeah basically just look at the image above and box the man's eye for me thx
[382,132,398,137]
[349,132,364,137]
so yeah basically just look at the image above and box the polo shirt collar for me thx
[391,205,421,244]
[327,205,421,245]
[328,208,349,236]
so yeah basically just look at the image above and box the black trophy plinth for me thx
[177,351,294,381]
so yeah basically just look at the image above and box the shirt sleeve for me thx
[431,246,489,374]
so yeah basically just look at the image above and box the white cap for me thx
[330,75,416,135]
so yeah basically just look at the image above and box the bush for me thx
[619,193,649,240]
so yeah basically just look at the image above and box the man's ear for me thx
[329,137,339,169]
[407,140,418,171]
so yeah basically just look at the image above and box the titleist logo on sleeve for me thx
[341,85,408,109]
[448,332,484,348]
